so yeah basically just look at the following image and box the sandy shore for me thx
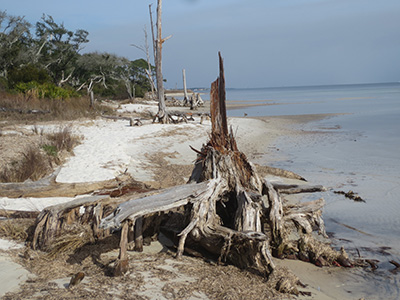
[0,102,369,299]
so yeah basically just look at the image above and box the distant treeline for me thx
[0,11,154,99]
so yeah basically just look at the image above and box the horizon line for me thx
[179,81,400,91]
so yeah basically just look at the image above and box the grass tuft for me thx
[0,126,80,183]
[47,226,94,259]
[0,218,35,241]
[47,126,79,153]
[0,146,49,182]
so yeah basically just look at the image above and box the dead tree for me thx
[182,69,188,104]
[131,26,156,99]
[153,0,172,124]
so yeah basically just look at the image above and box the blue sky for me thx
[2,0,400,88]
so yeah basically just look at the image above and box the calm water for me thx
[199,83,400,298]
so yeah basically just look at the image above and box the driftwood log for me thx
[29,53,350,292]
[0,169,147,198]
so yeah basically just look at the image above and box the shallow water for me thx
[214,82,400,298]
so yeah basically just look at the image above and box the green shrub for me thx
[8,65,50,88]
[42,144,58,157]
[14,81,79,99]
[135,84,145,98]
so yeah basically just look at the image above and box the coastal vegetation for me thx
[0,11,155,101]
[0,126,79,183]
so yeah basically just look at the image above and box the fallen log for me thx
[31,184,164,251]
[100,180,218,230]
[0,169,146,198]
[271,182,326,194]
[32,195,111,250]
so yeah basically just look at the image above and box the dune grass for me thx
[0,126,80,183]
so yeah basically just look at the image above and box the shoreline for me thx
[0,102,372,299]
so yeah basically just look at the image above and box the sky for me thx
[2,0,400,88]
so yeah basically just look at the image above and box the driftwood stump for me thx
[100,53,347,279]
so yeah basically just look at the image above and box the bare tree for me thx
[148,4,157,70]
[131,26,156,99]
[182,69,188,103]
[153,0,171,123]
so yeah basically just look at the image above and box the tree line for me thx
[0,11,155,100]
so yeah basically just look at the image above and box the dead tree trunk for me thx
[182,52,274,275]
[182,69,188,104]
[154,0,168,123]
[89,91,95,108]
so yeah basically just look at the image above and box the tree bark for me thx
[182,69,188,103]
[155,0,167,123]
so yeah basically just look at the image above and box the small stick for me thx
[389,260,400,269]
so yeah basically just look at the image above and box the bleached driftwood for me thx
[270,182,326,194]
[100,180,217,230]
[0,169,144,198]
[32,195,111,250]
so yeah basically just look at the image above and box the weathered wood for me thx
[149,4,157,76]
[31,195,110,250]
[134,217,144,252]
[100,180,217,230]
[263,180,284,250]
[119,221,129,261]
[0,169,143,198]
[154,0,168,123]
[210,52,228,139]
[271,182,326,194]
[89,91,95,108]
[234,189,262,232]
[114,221,130,276]
[182,69,188,102]
[284,198,327,238]
[130,118,142,126]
